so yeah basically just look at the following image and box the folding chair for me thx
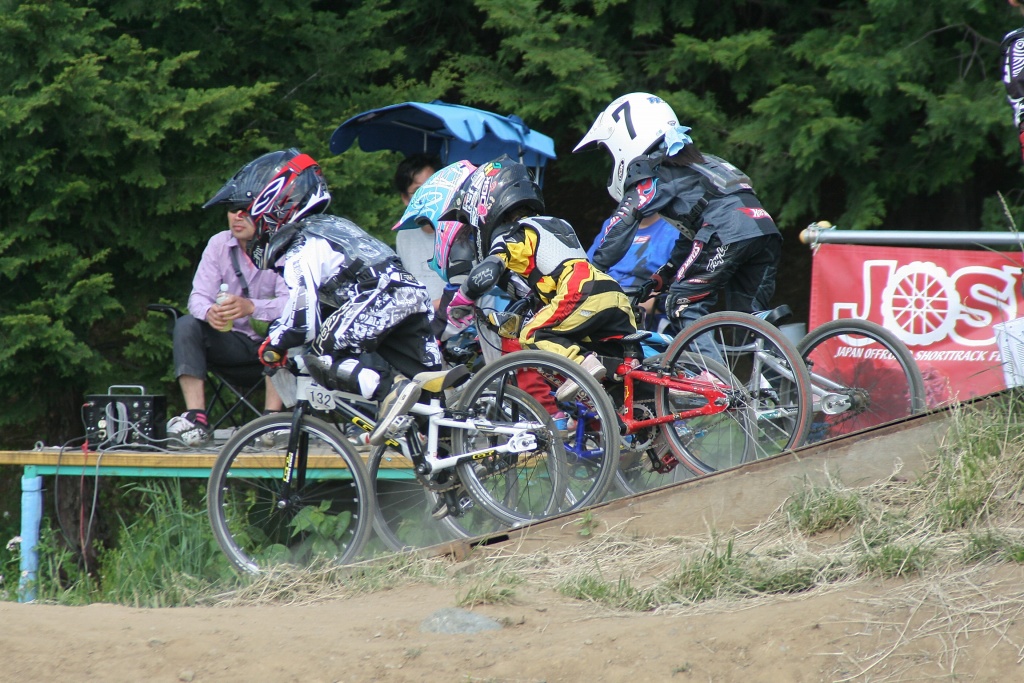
[147,304,266,433]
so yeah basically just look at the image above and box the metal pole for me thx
[800,226,1024,248]
[19,472,42,602]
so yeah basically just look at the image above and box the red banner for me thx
[809,243,1024,406]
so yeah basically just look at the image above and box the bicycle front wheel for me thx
[798,318,926,444]
[368,444,457,553]
[453,350,619,523]
[659,312,814,474]
[208,412,373,574]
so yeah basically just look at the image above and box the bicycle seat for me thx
[752,304,793,326]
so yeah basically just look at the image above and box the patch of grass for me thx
[785,478,863,534]
[745,560,833,595]
[456,568,524,607]
[922,395,1024,531]
[856,542,933,578]
[100,480,236,607]
[556,572,659,611]
[664,537,744,603]
[343,552,450,593]
[963,530,1024,564]
[659,538,836,603]
[29,520,101,604]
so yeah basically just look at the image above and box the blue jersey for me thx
[587,216,678,287]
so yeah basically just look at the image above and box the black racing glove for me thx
[651,262,678,293]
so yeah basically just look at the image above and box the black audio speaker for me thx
[83,385,167,450]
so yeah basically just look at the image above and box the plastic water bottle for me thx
[216,283,233,331]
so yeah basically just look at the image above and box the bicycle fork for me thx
[277,401,311,508]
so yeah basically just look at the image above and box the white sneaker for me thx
[167,411,211,447]
[369,377,422,447]
[555,354,607,402]
[343,423,371,448]
[259,429,288,449]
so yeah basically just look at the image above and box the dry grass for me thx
[829,568,1024,681]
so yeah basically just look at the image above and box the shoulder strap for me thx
[229,246,250,299]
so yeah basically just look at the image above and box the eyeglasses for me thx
[227,202,250,214]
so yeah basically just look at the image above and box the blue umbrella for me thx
[329,100,556,185]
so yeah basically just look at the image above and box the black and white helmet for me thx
[441,155,544,258]
[203,149,331,268]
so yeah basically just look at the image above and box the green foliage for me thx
[99,480,236,606]
[283,499,355,564]
[1,0,1021,445]
[574,510,598,537]
[19,519,100,604]
[3,479,236,605]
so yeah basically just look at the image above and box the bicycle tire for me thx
[797,318,926,444]
[453,350,619,523]
[658,312,814,474]
[208,412,373,574]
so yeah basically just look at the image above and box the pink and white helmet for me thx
[429,220,476,285]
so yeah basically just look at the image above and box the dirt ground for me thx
[4,414,1024,683]
[3,562,1024,682]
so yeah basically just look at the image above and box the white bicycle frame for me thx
[297,375,550,475]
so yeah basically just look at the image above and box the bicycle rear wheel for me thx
[453,350,619,523]
[367,386,551,551]
[658,312,814,474]
[208,412,373,574]
[798,318,926,444]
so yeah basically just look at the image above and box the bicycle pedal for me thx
[656,450,680,474]
[384,414,416,439]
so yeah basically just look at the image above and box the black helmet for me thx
[441,155,544,256]
[203,149,331,268]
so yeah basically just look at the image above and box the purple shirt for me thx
[187,230,288,341]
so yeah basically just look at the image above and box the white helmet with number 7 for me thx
[573,93,680,202]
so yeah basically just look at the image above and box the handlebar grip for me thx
[262,348,283,364]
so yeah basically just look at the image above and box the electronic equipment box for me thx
[83,385,166,450]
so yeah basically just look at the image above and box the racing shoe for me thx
[369,376,422,447]
[167,410,211,448]
[302,353,340,390]
[555,353,607,402]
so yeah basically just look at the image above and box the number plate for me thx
[298,376,337,411]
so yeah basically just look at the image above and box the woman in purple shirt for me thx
[167,207,289,447]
